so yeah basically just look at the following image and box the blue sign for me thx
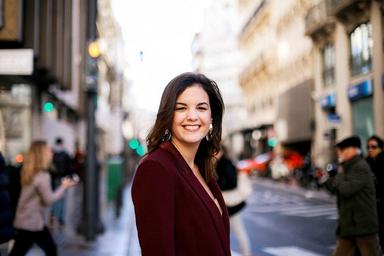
[320,94,336,109]
[348,80,373,101]
[327,113,341,124]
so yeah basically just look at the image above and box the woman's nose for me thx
[186,108,198,120]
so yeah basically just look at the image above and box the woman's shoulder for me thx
[33,171,50,184]
[141,146,175,165]
[136,143,187,178]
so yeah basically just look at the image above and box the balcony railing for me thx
[305,0,330,36]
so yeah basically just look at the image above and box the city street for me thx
[232,178,337,256]
[127,177,338,256]
[23,177,338,256]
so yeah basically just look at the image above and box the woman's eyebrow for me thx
[175,102,209,106]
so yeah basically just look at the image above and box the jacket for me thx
[334,155,378,237]
[366,151,384,202]
[131,142,231,256]
[13,171,66,231]
[0,152,14,243]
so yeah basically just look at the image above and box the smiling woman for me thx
[131,72,230,256]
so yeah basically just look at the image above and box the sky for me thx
[111,0,208,113]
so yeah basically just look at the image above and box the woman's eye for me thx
[175,107,186,111]
[198,107,207,111]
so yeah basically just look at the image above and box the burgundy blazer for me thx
[131,142,231,256]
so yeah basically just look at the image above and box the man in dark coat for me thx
[332,136,382,256]
[366,135,384,250]
[0,152,15,255]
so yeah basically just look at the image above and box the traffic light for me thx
[136,145,145,156]
[128,138,145,156]
[85,40,100,93]
[268,137,278,148]
[43,101,55,113]
[88,41,100,58]
[128,138,139,150]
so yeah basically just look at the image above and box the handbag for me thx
[222,171,253,207]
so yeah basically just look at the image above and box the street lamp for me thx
[83,0,100,242]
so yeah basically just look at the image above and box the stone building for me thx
[238,0,314,158]
[306,0,383,166]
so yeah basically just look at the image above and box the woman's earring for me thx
[162,129,172,142]
[206,124,213,142]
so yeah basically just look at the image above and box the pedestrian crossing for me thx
[263,246,325,256]
[246,190,337,219]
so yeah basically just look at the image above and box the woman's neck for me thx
[171,140,199,170]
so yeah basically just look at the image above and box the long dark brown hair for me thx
[146,72,224,182]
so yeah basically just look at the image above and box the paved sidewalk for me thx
[25,186,140,256]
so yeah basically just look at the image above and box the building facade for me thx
[238,0,314,158]
[0,0,90,161]
[306,0,384,166]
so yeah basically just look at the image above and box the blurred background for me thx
[0,0,383,255]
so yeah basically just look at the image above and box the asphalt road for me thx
[230,178,337,256]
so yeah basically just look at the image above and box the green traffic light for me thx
[268,138,278,147]
[129,139,139,150]
[43,102,55,112]
[136,145,145,156]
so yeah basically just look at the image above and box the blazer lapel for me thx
[161,142,230,255]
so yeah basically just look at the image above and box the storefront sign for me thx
[348,79,373,101]
[0,49,33,75]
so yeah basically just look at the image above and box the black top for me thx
[366,151,384,202]
[216,156,246,216]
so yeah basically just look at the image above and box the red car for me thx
[236,152,274,176]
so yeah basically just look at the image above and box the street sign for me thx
[327,113,341,128]
[0,49,33,75]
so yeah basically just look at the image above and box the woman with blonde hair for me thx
[9,140,77,256]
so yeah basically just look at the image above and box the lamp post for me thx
[84,0,99,242]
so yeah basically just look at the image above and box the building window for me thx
[322,43,335,87]
[350,23,373,76]
[351,97,374,154]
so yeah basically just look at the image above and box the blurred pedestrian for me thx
[332,136,381,256]
[0,149,14,256]
[131,72,230,255]
[366,135,384,250]
[9,140,77,256]
[50,137,72,227]
[216,145,251,256]
[72,141,85,182]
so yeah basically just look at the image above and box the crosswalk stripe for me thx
[231,251,242,256]
[263,246,325,256]
[283,206,335,214]
[285,210,337,218]
[248,204,307,213]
